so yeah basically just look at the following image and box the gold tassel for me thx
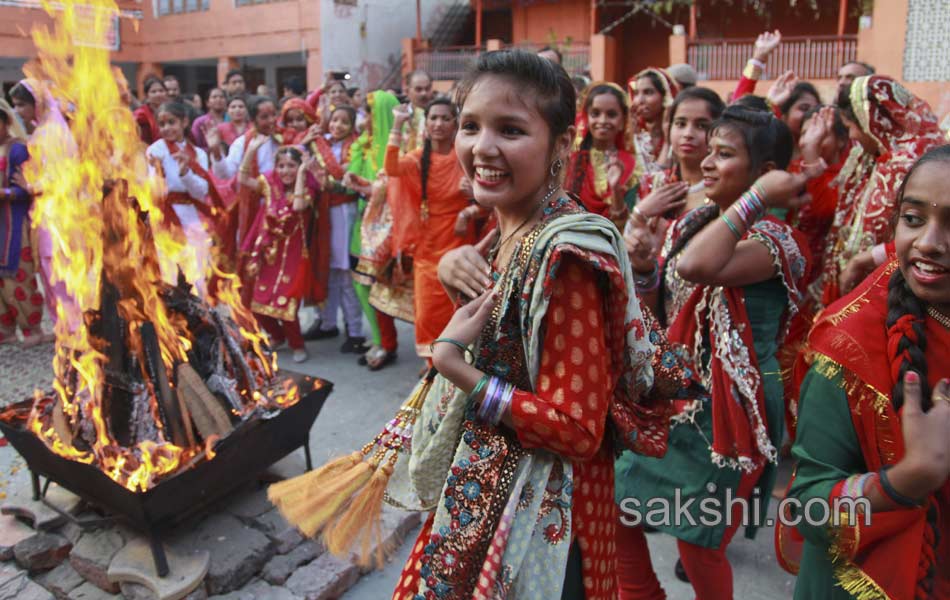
[324,452,399,567]
[267,368,437,554]
[270,456,374,537]
[833,563,888,600]
[268,451,363,508]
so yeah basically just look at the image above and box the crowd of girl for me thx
[3,31,949,599]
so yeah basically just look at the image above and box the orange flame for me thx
[21,0,299,492]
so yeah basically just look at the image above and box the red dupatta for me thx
[134,104,160,145]
[667,216,810,471]
[821,76,944,305]
[311,134,356,206]
[780,260,948,599]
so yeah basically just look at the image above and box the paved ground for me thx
[0,318,797,599]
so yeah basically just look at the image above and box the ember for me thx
[5,0,303,493]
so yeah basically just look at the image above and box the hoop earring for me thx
[550,158,563,178]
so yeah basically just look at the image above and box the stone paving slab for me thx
[107,537,209,600]
[167,514,271,596]
[34,561,84,599]
[0,563,55,600]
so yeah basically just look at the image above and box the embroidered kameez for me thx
[242,170,320,343]
[388,197,671,599]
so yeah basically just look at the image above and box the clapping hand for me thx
[767,71,798,109]
[636,181,689,220]
[201,122,221,150]
[172,151,190,177]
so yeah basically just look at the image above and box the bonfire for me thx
[11,0,301,493]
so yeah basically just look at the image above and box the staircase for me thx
[427,1,473,48]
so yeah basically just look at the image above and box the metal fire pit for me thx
[0,371,330,576]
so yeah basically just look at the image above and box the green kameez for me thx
[615,278,787,548]
[785,366,865,599]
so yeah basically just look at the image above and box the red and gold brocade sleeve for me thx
[509,255,609,462]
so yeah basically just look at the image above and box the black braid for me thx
[885,268,930,411]
[656,204,719,327]
[420,137,432,201]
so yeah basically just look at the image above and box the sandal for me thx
[366,346,397,371]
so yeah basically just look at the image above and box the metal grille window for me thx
[903,0,950,81]
[154,0,207,16]
[235,0,290,6]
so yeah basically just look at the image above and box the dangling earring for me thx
[550,158,563,178]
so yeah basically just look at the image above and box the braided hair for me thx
[884,144,950,411]
[885,144,950,599]
[420,97,456,202]
[656,105,792,326]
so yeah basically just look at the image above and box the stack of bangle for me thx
[841,472,875,500]
[734,186,767,229]
[633,260,660,293]
[476,376,514,426]
[878,465,924,508]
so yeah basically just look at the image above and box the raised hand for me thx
[753,29,782,63]
[767,71,798,109]
[636,181,689,220]
[753,170,811,211]
[392,103,412,126]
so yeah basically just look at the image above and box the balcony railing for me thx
[687,35,857,81]
[414,43,591,81]
[414,46,483,82]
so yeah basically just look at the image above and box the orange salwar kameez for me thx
[384,145,475,357]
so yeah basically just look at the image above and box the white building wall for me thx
[319,0,454,90]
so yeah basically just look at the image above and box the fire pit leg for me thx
[303,435,313,472]
[30,471,40,501]
[149,531,170,577]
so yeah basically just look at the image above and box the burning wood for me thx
[12,0,303,493]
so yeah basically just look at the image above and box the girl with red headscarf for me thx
[781,145,950,600]
[278,97,319,146]
[565,82,636,228]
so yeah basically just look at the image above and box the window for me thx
[154,0,208,17]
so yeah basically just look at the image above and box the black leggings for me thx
[561,542,585,599]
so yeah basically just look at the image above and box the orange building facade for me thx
[1,0,448,98]
[412,0,950,123]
